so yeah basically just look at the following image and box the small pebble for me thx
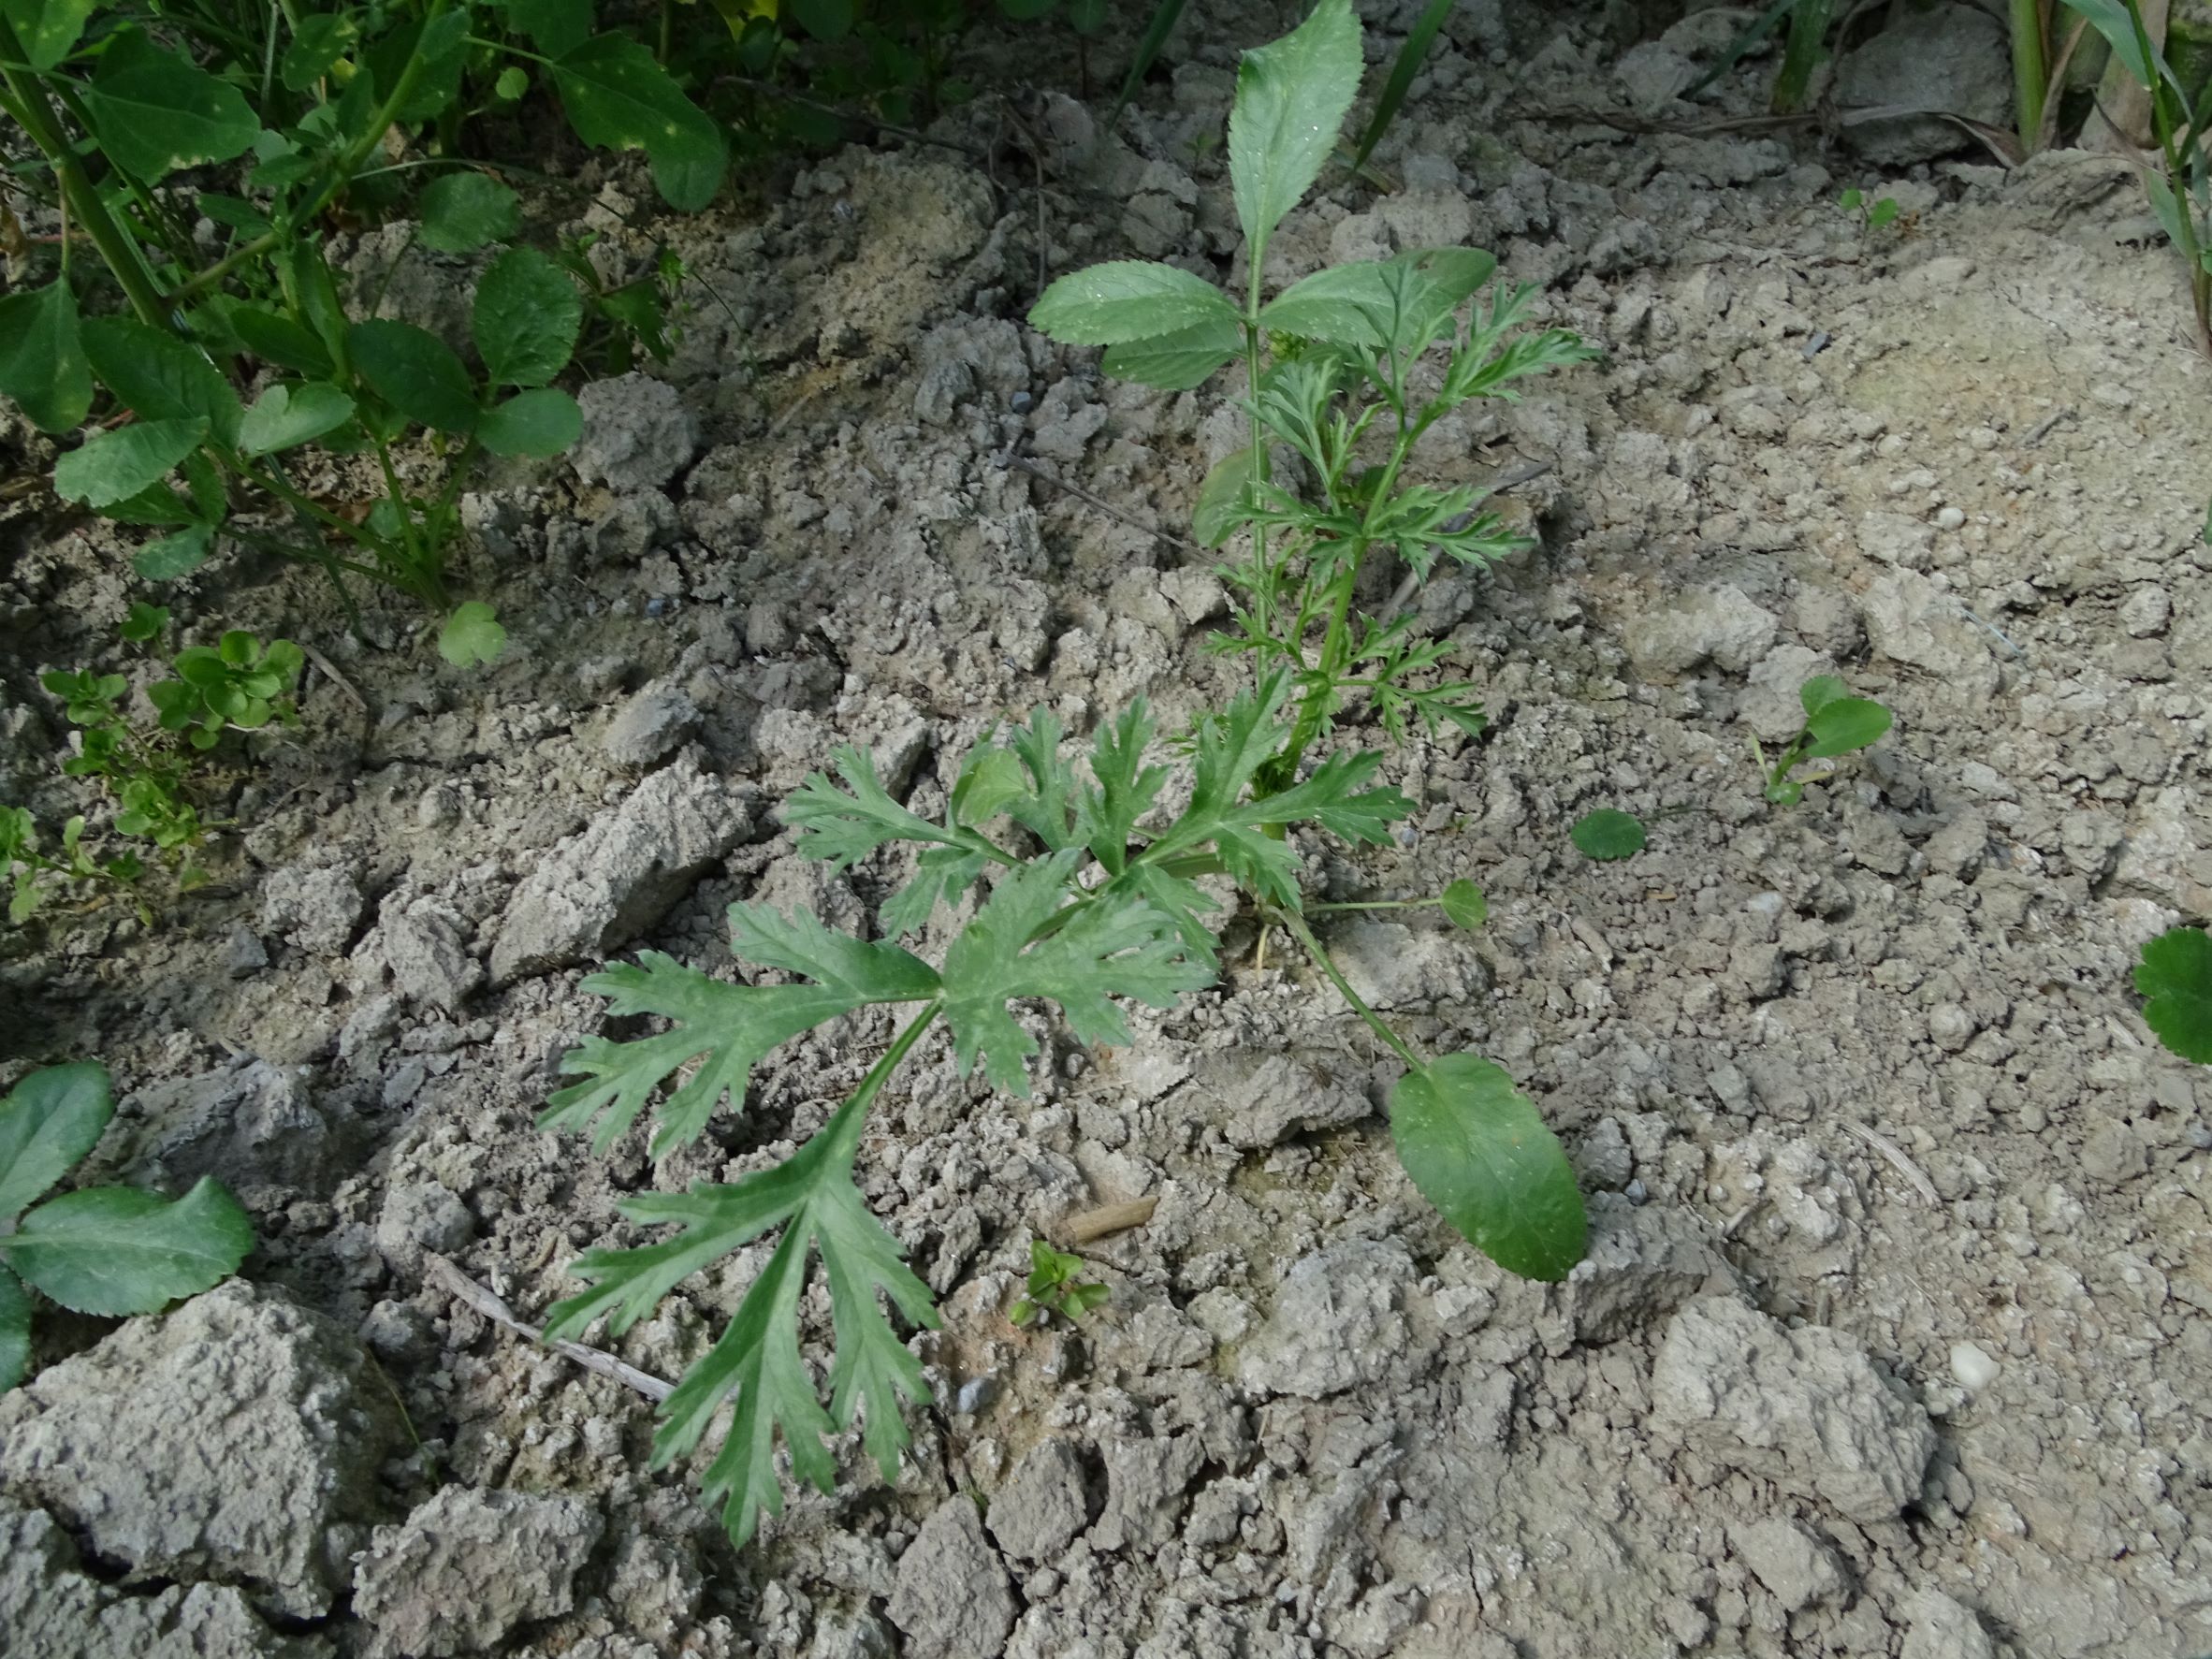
[2186,1123,2212,1151]
[1949,1341,2001,1392]
[1623,1177,1649,1205]
[954,1375,999,1415]
[1935,506,1966,531]
[1800,329,1831,358]
[1011,390,1035,415]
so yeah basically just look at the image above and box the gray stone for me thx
[0,1282,400,1618]
[258,864,364,956]
[0,1500,325,1659]
[1196,1050,1374,1151]
[1090,1433,1205,1553]
[225,923,269,978]
[1730,1517,1849,1612]
[1861,570,2000,696]
[353,1486,604,1658]
[124,1057,357,1199]
[1624,584,1779,677]
[1838,4,2012,165]
[369,890,482,1013]
[1651,1297,1937,1522]
[489,755,751,983]
[375,1180,476,1273]
[1563,1194,1729,1343]
[602,678,703,768]
[1238,1237,1415,1398]
[887,1497,1017,1659]
[987,1439,1089,1562]
[1741,645,1834,743]
[1327,920,1483,1011]
[1900,1590,1998,1659]
[572,373,698,492]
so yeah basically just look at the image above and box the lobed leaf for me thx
[784,748,968,868]
[437,602,507,668]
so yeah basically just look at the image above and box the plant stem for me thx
[2010,0,2048,153]
[821,1003,942,1166]
[1273,905,1422,1071]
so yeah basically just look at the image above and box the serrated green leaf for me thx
[350,320,478,433]
[417,172,523,254]
[80,32,260,182]
[437,601,506,667]
[1391,1053,1584,1280]
[1,1178,252,1315]
[1259,248,1495,354]
[1100,315,1243,390]
[551,34,729,211]
[1193,445,1259,547]
[53,418,209,510]
[1800,696,1891,761]
[939,851,1211,1095]
[0,1063,112,1223]
[479,387,583,458]
[1028,260,1238,348]
[0,1265,27,1391]
[785,748,970,868]
[506,0,594,56]
[238,381,355,456]
[1081,703,1166,875]
[81,317,243,449]
[133,523,217,581]
[3,0,97,68]
[1570,808,1645,861]
[473,247,583,388]
[1441,879,1486,931]
[2136,926,2212,1064]
[0,280,93,434]
[1228,0,1360,267]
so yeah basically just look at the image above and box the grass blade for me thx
[1109,0,1187,130]
[1351,0,1456,171]
[1682,0,1800,100]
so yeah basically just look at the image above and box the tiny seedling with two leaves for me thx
[1754,677,1893,806]
[0,1063,254,1391]
[1009,1241,1109,1328]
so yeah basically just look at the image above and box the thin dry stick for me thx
[999,449,1203,556]
[1058,1197,1158,1245]
[299,643,369,713]
[1841,1120,1941,1206]
[424,1254,675,1404]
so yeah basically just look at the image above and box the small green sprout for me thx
[1839,186,1901,233]
[1755,677,1893,806]
[1009,1241,1111,1328]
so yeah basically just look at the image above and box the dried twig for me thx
[1841,1120,1941,1206]
[424,1254,674,1404]
[998,448,1203,555]
[2021,405,2075,448]
[299,643,369,713]
[1057,1197,1158,1245]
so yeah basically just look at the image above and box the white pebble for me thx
[1949,1341,2001,1392]
[1935,506,1966,531]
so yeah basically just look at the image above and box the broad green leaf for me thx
[551,34,730,211]
[506,0,594,56]
[0,1063,112,1223]
[2135,926,2212,1064]
[80,32,260,182]
[939,851,1210,1094]
[473,248,583,388]
[1800,696,1891,761]
[416,172,522,254]
[1391,1054,1584,1281]
[1,1178,253,1315]
[790,0,853,38]
[363,9,470,123]
[479,388,582,457]
[1028,260,1237,347]
[1227,0,1360,267]
[1441,879,1487,931]
[1193,444,1259,547]
[349,320,479,433]
[2,0,97,67]
[52,418,209,510]
[0,1265,26,1391]
[230,306,334,377]
[1570,808,1645,861]
[1797,674,1849,719]
[1260,248,1495,354]
[784,748,973,868]
[238,382,355,455]
[437,601,506,667]
[81,317,242,448]
[0,281,93,434]
[133,523,217,581]
[1101,316,1242,390]
[279,12,357,89]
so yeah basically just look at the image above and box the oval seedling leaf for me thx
[1797,674,1849,719]
[1028,260,1238,347]
[1,1178,253,1316]
[1390,1054,1585,1280]
[0,1062,114,1223]
[2135,925,2212,1064]
[1570,808,1645,861]
[1440,879,1487,931]
[1799,695,1891,761]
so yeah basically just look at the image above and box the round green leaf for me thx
[52,418,209,509]
[1570,808,1645,862]
[438,602,506,668]
[238,381,356,456]
[348,320,478,433]
[133,523,217,581]
[417,171,522,255]
[0,280,94,435]
[550,35,729,211]
[0,1265,27,1392]
[1800,696,1892,762]
[495,65,530,100]
[473,248,583,389]
[1390,1054,1585,1281]
[479,387,583,458]
[2135,926,2212,1064]
[80,33,260,182]
[0,1062,113,1224]
[1440,879,1487,931]
[1,1178,252,1316]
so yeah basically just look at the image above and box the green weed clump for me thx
[544,0,1592,1551]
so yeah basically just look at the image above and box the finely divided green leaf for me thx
[785,748,969,868]
[473,247,583,388]
[0,281,93,434]
[1028,261,1238,347]
[727,902,940,1001]
[1,1178,252,1315]
[53,419,209,510]
[479,388,583,458]
[417,172,523,253]
[1081,703,1166,875]
[2135,925,2212,1064]
[0,1063,112,1222]
[551,34,730,211]
[350,320,479,433]
[80,33,260,182]
[1390,1053,1585,1280]
[1227,0,1361,265]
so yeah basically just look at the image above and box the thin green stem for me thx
[821,1002,943,1165]
[2010,0,2048,153]
[1274,905,1422,1071]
